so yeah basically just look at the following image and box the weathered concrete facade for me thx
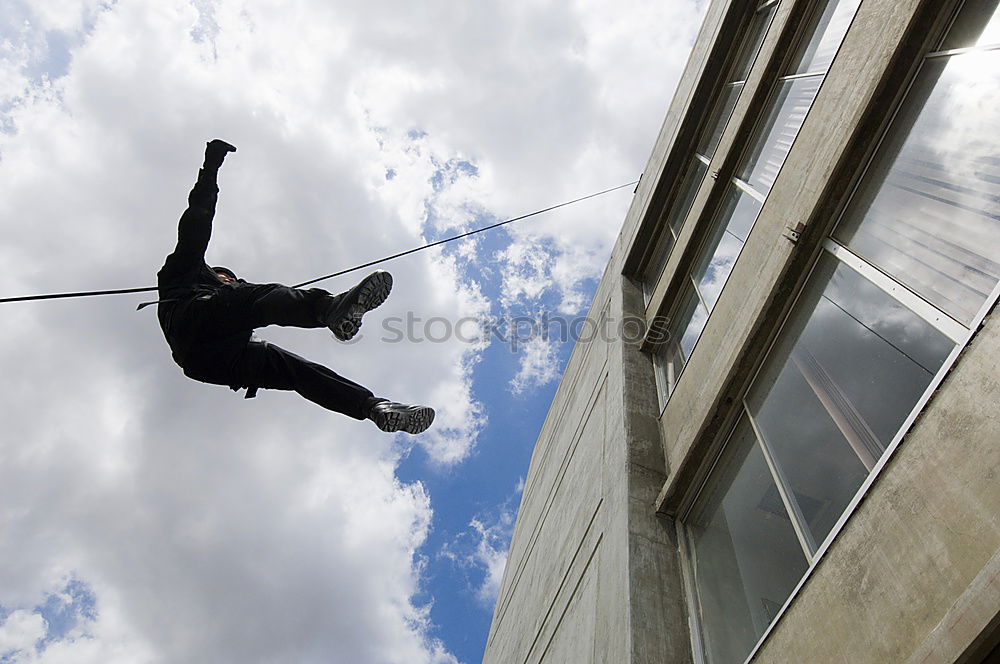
[484,0,1000,662]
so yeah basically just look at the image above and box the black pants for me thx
[179,283,374,419]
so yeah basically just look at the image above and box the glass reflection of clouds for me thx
[656,285,710,400]
[836,49,1000,324]
[742,77,822,194]
[680,299,710,360]
[747,255,954,546]
[695,190,763,310]
[697,231,743,311]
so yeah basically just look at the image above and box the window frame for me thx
[638,0,782,306]
[678,249,992,664]
[648,0,867,410]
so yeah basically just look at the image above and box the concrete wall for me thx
[481,281,618,663]
[481,240,695,664]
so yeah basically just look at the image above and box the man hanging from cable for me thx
[156,139,434,434]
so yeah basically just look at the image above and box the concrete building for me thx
[482,0,1000,662]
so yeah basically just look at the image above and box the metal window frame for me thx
[928,42,1000,57]
[823,31,1000,333]
[652,283,709,410]
[745,406,819,557]
[690,274,713,315]
[733,176,768,203]
[777,69,829,82]
[680,174,998,664]
[641,222,680,305]
[652,183,766,409]
[679,31,1000,645]
[651,350,669,412]
[736,282,994,664]
[677,524,708,664]
[824,239,970,343]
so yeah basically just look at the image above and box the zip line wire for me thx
[291,179,638,289]
[0,179,638,307]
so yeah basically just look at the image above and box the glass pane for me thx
[698,82,744,158]
[670,157,709,236]
[652,350,670,411]
[693,187,764,310]
[687,416,809,664]
[642,228,675,306]
[696,2,777,158]
[747,255,954,545]
[642,158,709,304]
[834,50,1000,324]
[941,0,1000,50]
[656,285,708,399]
[733,3,778,82]
[676,286,710,362]
[741,76,822,194]
[791,0,863,75]
[655,334,684,401]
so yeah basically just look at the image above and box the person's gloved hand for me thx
[204,139,237,169]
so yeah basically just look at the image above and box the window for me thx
[745,254,954,548]
[657,0,863,403]
[832,26,1000,324]
[685,252,958,664]
[653,285,708,407]
[685,415,809,664]
[681,3,999,661]
[642,1,779,305]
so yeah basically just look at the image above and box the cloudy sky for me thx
[0,1,705,662]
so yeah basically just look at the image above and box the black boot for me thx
[325,271,393,341]
[368,399,435,434]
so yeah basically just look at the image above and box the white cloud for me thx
[469,515,514,606]
[509,334,561,396]
[497,241,555,308]
[439,503,516,609]
[21,0,101,35]
[489,0,707,314]
[0,0,705,660]
[0,610,48,660]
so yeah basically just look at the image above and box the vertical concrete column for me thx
[620,276,694,664]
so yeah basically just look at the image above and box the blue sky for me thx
[395,218,602,663]
[0,1,705,662]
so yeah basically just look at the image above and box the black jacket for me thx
[157,170,248,367]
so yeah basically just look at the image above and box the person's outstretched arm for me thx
[170,139,237,269]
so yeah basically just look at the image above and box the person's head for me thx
[213,266,237,283]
